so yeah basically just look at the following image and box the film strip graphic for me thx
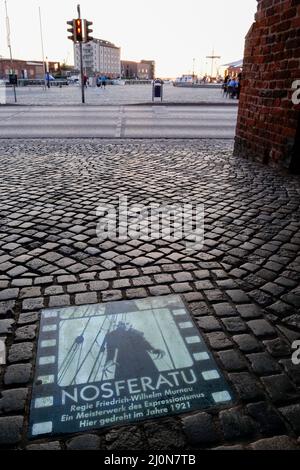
[30,309,60,437]
[170,306,233,404]
[29,296,234,438]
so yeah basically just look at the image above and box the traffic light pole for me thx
[77,4,85,104]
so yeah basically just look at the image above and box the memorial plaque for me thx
[29,295,234,437]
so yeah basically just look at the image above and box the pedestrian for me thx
[96,75,102,88]
[236,73,242,99]
[228,77,237,98]
[83,74,88,89]
[101,75,107,89]
[223,75,230,97]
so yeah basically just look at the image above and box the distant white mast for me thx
[4,0,17,102]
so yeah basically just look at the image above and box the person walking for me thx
[83,74,88,89]
[101,75,107,89]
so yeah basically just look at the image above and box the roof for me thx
[222,59,243,68]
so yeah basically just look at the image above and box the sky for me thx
[0,0,257,77]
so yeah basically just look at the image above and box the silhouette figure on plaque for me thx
[100,322,165,381]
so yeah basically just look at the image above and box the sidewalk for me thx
[0,139,299,450]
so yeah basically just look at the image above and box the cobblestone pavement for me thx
[4,84,232,106]
[0,139,300,450]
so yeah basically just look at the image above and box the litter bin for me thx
[152,79,164,102]
[9,74,18,86]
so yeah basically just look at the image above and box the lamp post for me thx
[5,0,17,102]
[38,6,47,91]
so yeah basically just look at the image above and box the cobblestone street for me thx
[0,139,300,450]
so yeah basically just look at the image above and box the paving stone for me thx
[0,288,19,301]
[263,338,291,357]
[282,314,300,330]
[0,416,23,445]
[197,316,222,332]
[195,280,214,290]
[279,404,300,433]
[18,312,39,325]
[173,272,193,282]
[15,325,37,341]
[57,275,77,284]
[8,342,33,363]
[102,290,123,302]
[11,278,32,287]
[131,257,152,267]
[67,283,88,294]
[154,274,174,284]
[221,317,247,334]
[0,300,15,316]
[213,303,238,317]
[183,292,204,302]
[34,276,54,285]
[247,352,281,375]
[75,292,98,305]
[220,408,258,440]
[261,374,297,402]
[132,276,153,287]
[213,445,245,450]
[20,287,42,299]
[0,319,14,335]
[26,441,62,450]
[0,388,28,413]
[206,332,233,350]
[280,359,300,385]
[112,279,131,289]
[228,372,264,401]
[44,285,64,296]
[171,282,193,293]
[106,426,146,451]
[142,266,161,275]
[236,304,263,319]
[217,350,248,371]
[144,420,186,450]
[48,295,70,308]
[66,434,101,450]
[126,288,148,299]
[233,334,262,353]
[99,270,118,280]
[182,412,219,444]
[250,436,299,450]
[225,289,250,304]
[247,319,276,338]
[22,297,45,311]
[119,269,139,278]
[149,285,172,296]
[205,289,226,302]
[246,402,287,436]
[7,266,28,277]
[4,364,32,385]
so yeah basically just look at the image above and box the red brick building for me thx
[121,60,155,80]
[0,59,60,80]
[234,0,300,172]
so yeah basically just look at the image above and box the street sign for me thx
[29,295,234,438]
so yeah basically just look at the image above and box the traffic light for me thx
[84,20,93,43]
[75,18,83,42]
[67,19,76,42]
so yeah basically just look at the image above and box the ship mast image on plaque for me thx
[29,295,234,438]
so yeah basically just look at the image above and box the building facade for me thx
[74,39,121,78]
[0,59,60,80]
[121,61,138,79]
[121,60,155,80]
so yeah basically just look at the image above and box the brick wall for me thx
[234,0,300,172]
